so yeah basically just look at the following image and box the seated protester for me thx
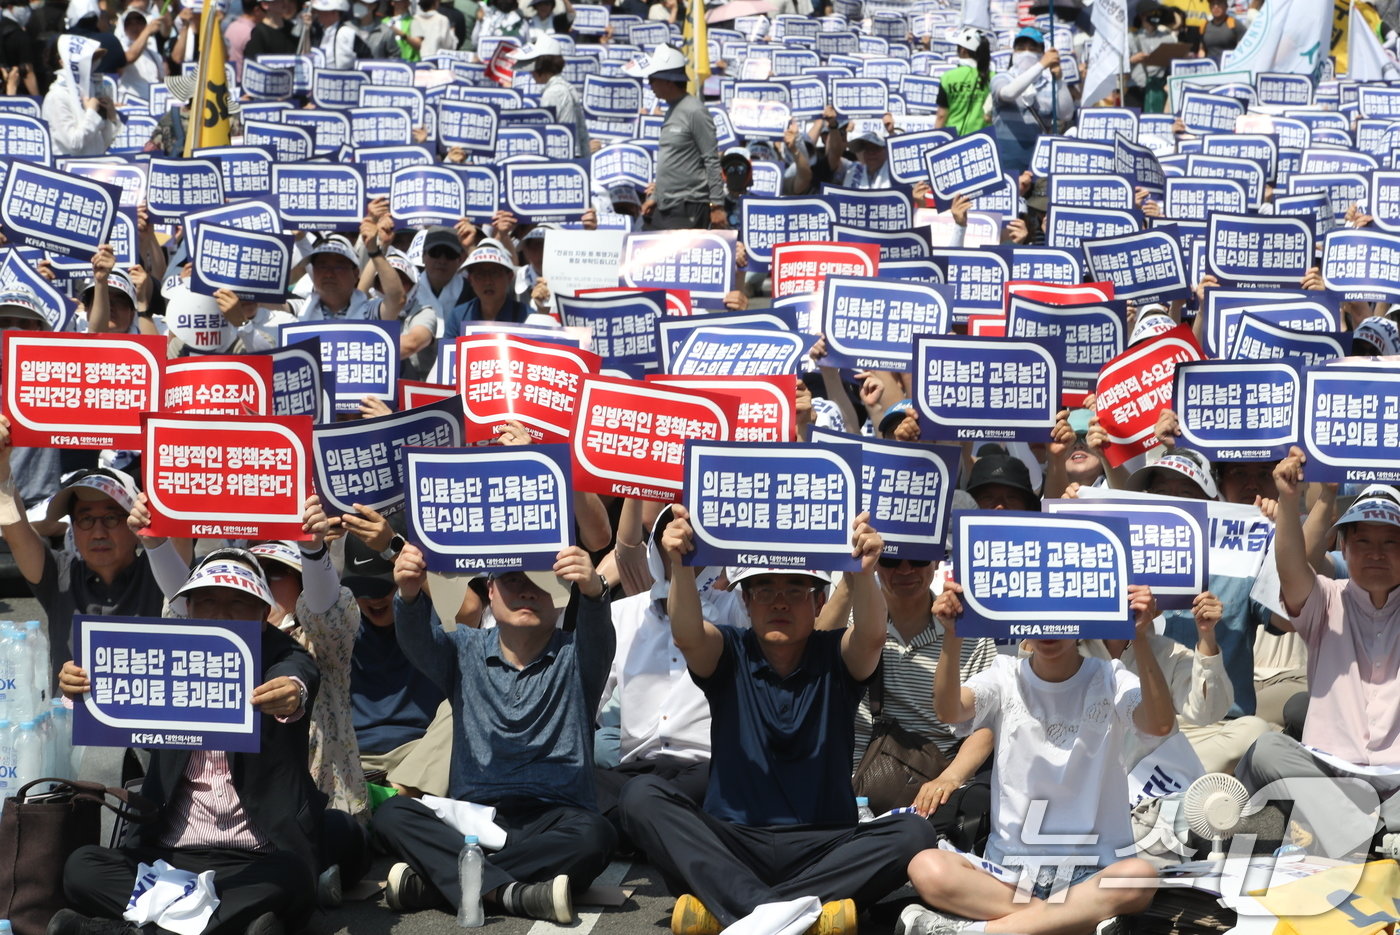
[0,290,66,526]
[373,545,617,923]
[989,28,1074,177]
[1237,452,1400,858]
[82,246,154,336]
[596,507,749,841]
[441,239,545,337]
[823,123,890,190]
[1081,592,1271,776]
[1352,316,1400,357]
[522,0,573,38]
[406,225,471,317]
[1043,408,1105,499]
[900,584,1172,935]
[854,556,996,843]
[621,508,940,935]
[966,453,1040,512]
[0,445,188,686]
[298,227,403,322]
[512,223,557,315]
[52,552,322,935]
[1125,449,1273,724]
[345,541,446,781]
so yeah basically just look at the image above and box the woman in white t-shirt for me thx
[897,583,1175,935]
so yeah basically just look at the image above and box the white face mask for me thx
[352,2,368,15]
[1013,50,1039,72]
[8,4,30,25]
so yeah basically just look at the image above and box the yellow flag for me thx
[1333,0,1384,77]
[183,0,232,156]
[684,0,709,97]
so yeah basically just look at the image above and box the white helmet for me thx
[954,25,985,52]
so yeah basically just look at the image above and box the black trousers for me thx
[371,796,617,908]
[646,200,710,231]
[63,844,314,935]
[618,775,941,927]
[595,756,709,848]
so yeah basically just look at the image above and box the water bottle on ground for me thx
[856,796,876,822]
[24,621,48,714]
[12,721,43,797]
[457,834,485,927]
[0,625,17,722]
[0,720,15,814]
[4,630,35,723]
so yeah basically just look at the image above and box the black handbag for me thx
[852,664,956,815]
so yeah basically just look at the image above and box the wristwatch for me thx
[379,534,406,560]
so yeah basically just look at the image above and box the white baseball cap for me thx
[176,548,276,608]
[310,0,350,11]
[727,567,834,590]
[0,288,52,330]
[249,541,304,573]
[464,239,515,273]
[44,468,140,524]
[953,25,985,52]
[1126,449,1219,500]
[515,34,565,67]
[639,44,689,81]
[308,234,360,265]
[1334,496,1400,530]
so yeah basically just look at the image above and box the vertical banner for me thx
[71,615,261,752]
[141,413,314,540]
[683,441,861,571]
[953,511,1133,639]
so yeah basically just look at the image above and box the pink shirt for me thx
[159,751,272,851]
[1294,575,1400,766]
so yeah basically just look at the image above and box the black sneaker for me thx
[243,912,284,935]
[504,874,574,924]
[46,910,139,935]
[385,861,446,911]
[318,864,343,909]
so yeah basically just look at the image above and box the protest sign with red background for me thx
[162,356,274,416]
[457,334,602,444]
[3,332,164,449]
[572,376,740,501]
[771,242,880,299]
[645,375,795,443]
[142,413,314,540]
[398,379,458,411]
[1095,323,1204,467]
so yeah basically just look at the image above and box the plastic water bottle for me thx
[855,796,876,822]
[49,700,71,781]
[12,721,42,796]
[2,917,15,935]
[0,720,15,812]
[24,621,48,714]
[4,630,34,724]
[457,834,484,927]
[0,626,17,722]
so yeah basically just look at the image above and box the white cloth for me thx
[956,655,1148,882]
[123,860,219,935]
[406,272,467,319]
[418,794,509,850]
[410,10,456,58]
[724,896,822,935]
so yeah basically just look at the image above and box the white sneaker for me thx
[895,904,977,935]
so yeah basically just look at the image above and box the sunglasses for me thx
[878,557,932,569]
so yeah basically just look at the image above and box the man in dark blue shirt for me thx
[620,508,940,935]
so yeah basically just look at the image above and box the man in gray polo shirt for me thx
[639,45,726,232]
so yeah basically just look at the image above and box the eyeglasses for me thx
[72,512,125,530]
[878,557,932,569]
[745,584,818,604]
[426,247,461,260]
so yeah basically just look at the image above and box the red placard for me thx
[771,241,880,298]
[162,356,274,416]
[142,413,314,540]
[457,335,602,444]
[397,379,458,411]
[1094,324,1204,467]
[3,332,165,449]
[572,375,740,501]
[966,314,1007,336]
[645,374,796,443]
[578,286,693,317]
[1003,280,1115,312]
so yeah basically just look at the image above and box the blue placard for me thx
[1082,229,1189,303]
[929,248,1010,323]
[1321,229,1400,300]
[498,126,545,157]
[885,127,955,183]
[458,165,500,224]
[591,143,652,189]
[279,321,401,413]
[0,161,117,258]
[1005,296,1128,399]
[1114,133,1166,197]
[1229,315,1348,365]
[243,120,313,162]
[183,200,281,249]
[1079,108,1139,144]
[1044,206,1141,252]
[1198,133,1277,178]
[356,144,433,200]
[1256,72,1312,106]
[360,85,425,124]
[1370,170,1400,233]
[810,428,960,562]
[556,291,664,377]
[313,68,368,109]
[0,247,74,332]
[739,196,835,269]
[683,441,861,572]
[1300,364,1400,482]
[1163,177,1246,221]
[281,110,351,153]
[1047,174,1134,210]
[669,327,812,376]
[1203,289,1342,359]
[194,146,274,199]
[349,107,413,147]
[1206,213,1313,287]
[619,229,736,308]
[272,163,365,232]
[1285,172,1367,225]
[437,100,499,153]
[72,615,262,752]
[1042,497,1209,609]
[189,224,293,303]
[831,224,929,262]
[923,131,1003,206]
[1359,85,1400,119]
[1177,88,1243,134]
[242,60,294,99]
[1047,139,1116,175]
[953,511,1133,639]
[62,160,146,209]
[1173,359,1302,461]
[992,245,1083,284]
[819,275,951,371]
[831,77,888,116]
[312,396,465,515]
[655,309,799,368]
[912,334,1060,442]
[1299,146,1377,176]
[405,445,573,572]
[503,160,589,223]
[782,75,829,117]
[390,165,467,227]
[749,160,783,197]
[0,114,51,164]
[144,156,224,223]
[820,185,910,233]
[727,98,792,139]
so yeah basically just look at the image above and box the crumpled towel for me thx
[724,896,822,935]
[123,859,220,935]
[419,795,510,850]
